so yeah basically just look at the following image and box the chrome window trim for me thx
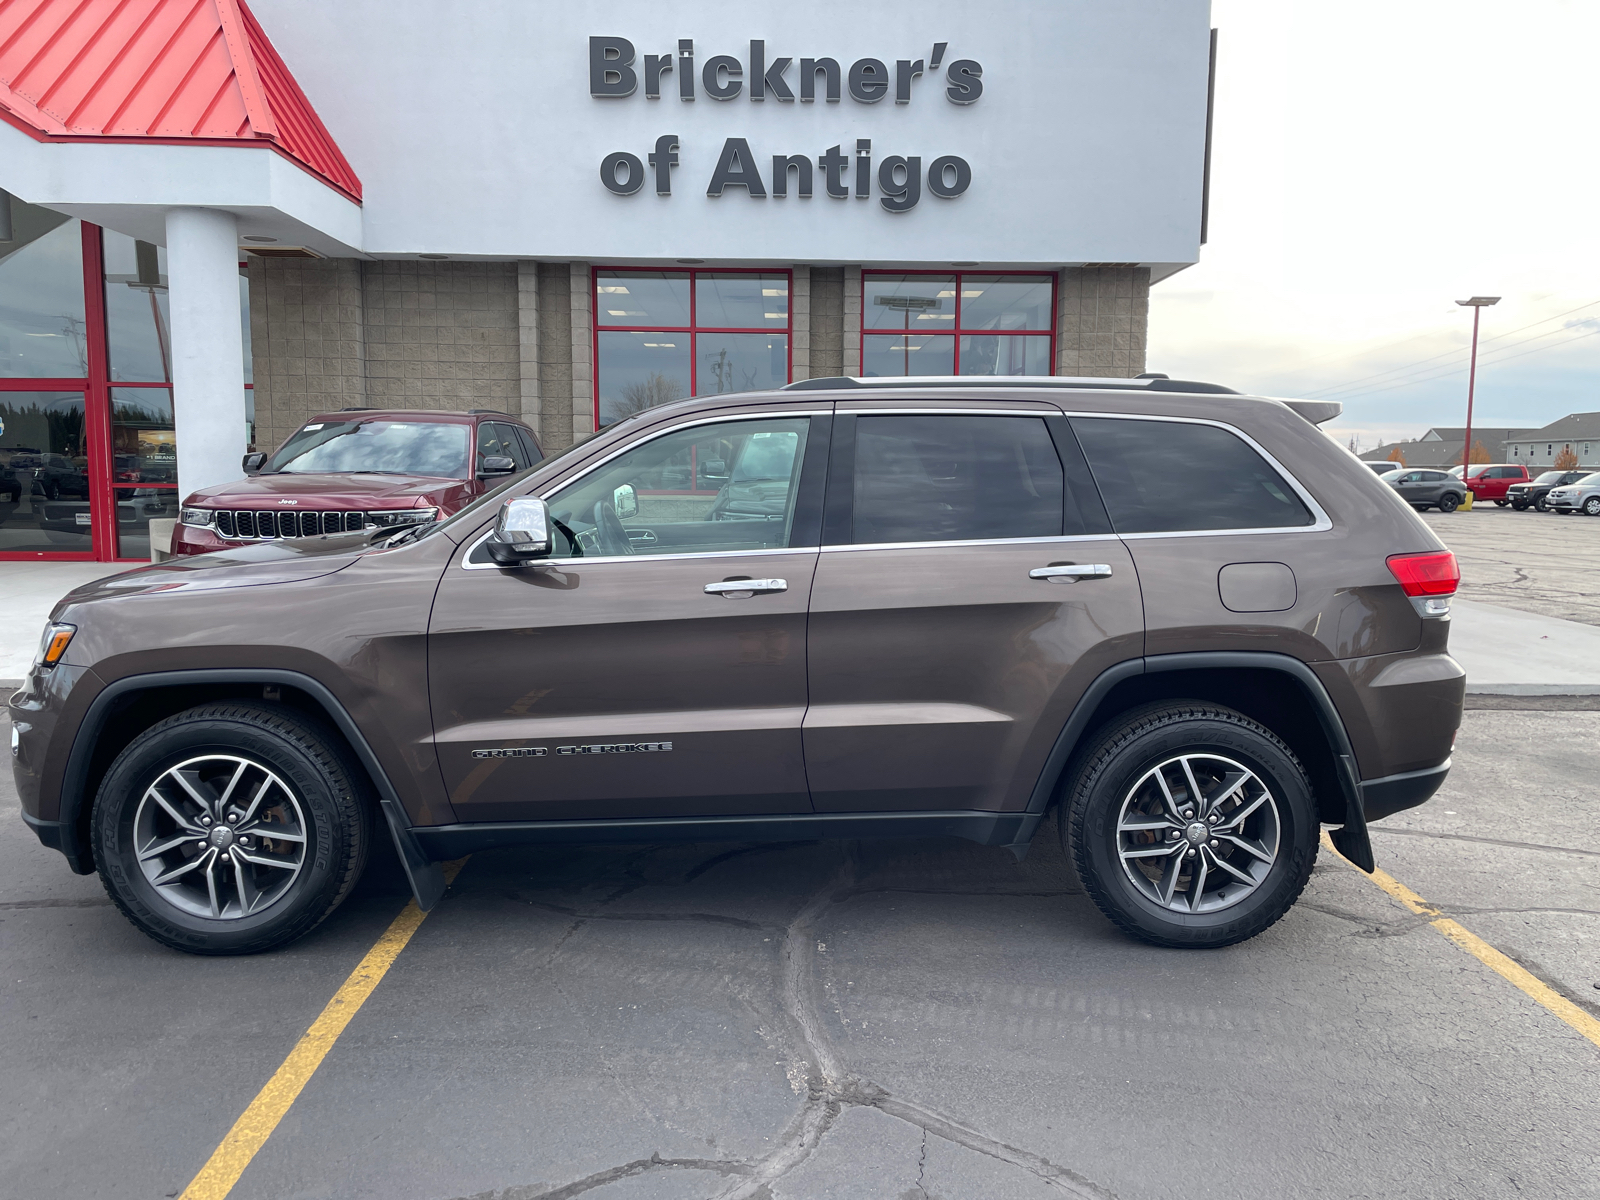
[841,407,1064,415]
[821,533,1122,553]
[1066,410,1334,536]
[456,409,829,572]
[461,540,818,571]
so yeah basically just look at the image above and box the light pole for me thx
[1455,295,1499,480]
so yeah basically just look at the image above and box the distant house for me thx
[1359,426,1525,469]
[1501,412,1600,470]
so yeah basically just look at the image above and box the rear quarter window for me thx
[1071,417,1315,534]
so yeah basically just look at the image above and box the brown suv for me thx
[9,377,1465,954]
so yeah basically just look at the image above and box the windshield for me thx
[1578,473,1600,486]
[426,422,620,542]
[731,430,801,482]
[266,420,470,477]
[1534,471,1566,485]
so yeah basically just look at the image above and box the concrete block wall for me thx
[1056,267,1150,377]
[247,258,1152,454]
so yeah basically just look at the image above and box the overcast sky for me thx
[1146,0,1600,451]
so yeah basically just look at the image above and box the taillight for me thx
[1388,550,1459,597]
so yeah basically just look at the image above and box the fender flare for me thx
[55,669,448,910]
[1022,651,1373,872]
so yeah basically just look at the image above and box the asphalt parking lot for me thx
[1422,500,1600,626]
[2,695,1597,1200]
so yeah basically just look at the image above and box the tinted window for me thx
[1420,471,1447,481]
[513,426,543,465]
[537,417,811,559]
[1072,417,1314,534]
[487,424,529,469]
[851,415,1063,544]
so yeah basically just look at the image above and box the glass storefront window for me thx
[0,391,94,553]
[861,272,1054,378]
[114,485,179,560]
[0,204,87,379]
[103,229,171,382]
[111,387,178,485]
[694,274,788,328]
[595,269,793,426]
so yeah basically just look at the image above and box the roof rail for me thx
[337,406,376,411]
[781,375,1241,395]
[467,409,510,416]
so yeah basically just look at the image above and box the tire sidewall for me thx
[93,709,358,954]
[1075,713,1317,947]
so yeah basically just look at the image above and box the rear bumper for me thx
[1361,759,1449,822]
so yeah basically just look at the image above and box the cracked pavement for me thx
[1422,504,1600,625]
[2,706,1597,1200]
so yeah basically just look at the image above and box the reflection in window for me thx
[595,270,793,425]
[861,272,1054,378]
[103,228,171,382]
[0,391,93,553]
[111,387,177,485]
[265,419,471,478]
[0,203,87,379]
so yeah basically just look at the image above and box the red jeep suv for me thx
[173,409,541,556]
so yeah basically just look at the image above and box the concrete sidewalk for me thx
[3,564,1600,694]
[2,562,129,680]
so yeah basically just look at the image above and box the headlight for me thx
[34,622,75,670]
[180,507,214,527]
[367,508,439,528]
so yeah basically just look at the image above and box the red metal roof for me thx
[0,0,361,201]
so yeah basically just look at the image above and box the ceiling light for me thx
[677,258,705,264]
[419,253,449,260]
[242,235,278,243]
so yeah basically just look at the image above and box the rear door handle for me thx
[1029,564,1113,582]
[705,578,788,597]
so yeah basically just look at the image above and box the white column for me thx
[166,207,245,497]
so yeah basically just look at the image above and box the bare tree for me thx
[612,373,683,419]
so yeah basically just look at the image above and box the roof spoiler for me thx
[1277,398,1342,426]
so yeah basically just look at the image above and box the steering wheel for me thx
[593,499,634,556]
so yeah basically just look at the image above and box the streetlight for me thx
[1456,295,1499,481]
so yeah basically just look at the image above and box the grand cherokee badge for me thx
[470,742,672,759]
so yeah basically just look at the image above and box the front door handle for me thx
[705,578,788,597]
[1029,564,1113,582]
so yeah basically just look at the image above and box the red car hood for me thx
[184,472,464,509]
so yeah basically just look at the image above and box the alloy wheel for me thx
[132,754,309,919]
[1115,753,1281,914]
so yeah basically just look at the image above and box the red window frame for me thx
[0,227,252,563]
[859,269,1057,378]
[591,266,794,430]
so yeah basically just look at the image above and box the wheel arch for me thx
[1028,652,1373,871]
[56,669,446,909]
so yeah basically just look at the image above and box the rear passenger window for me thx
[1071,417,1314,534]
[851,415,1065,544]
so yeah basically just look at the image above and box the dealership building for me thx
[0,0,1214,562]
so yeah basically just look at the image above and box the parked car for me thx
[1544,472,1600,516]
[1366,461,1401,474]
[31,452,91,500]
[1463,463,1531,506]
[1508,470,1588,511]
[13,376,1463,955]
[1384,468,1466,512]
[171,409,542,555]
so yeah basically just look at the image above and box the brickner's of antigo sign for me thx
[590,36,979,210]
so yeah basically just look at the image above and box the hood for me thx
[58,538,366,607]
[185,472,459,508]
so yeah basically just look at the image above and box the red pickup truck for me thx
[1464,464,1531,505]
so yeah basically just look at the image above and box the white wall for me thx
[248,0,1212,266]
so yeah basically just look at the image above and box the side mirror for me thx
[485,495,553,566]
[478,454,516,479]
[242,452,267,474]
[613,482,639,520]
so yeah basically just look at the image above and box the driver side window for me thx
[542,417,811,559]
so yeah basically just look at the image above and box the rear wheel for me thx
[92,703,371,955]
[1438,493,1460,512]
[1066,702,1318,948]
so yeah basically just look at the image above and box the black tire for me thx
[1534,495,1549,512]
[1585,497,1600,517]
[1437,493,1460,512]
[1066,702,1318,949]
[91,702,371,955]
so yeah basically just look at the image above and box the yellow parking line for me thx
[179,858,470,1200]
[1321,832,1600,1050]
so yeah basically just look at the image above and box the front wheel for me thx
[92,703,371,955]
[1584,497,1600,517]
[1065,702,1318,948]
[1437,493,1460,512]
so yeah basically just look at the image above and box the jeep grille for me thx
[214,510,367,539]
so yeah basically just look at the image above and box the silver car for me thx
[1544,471,1600,515]
[1384,468,1466,512]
